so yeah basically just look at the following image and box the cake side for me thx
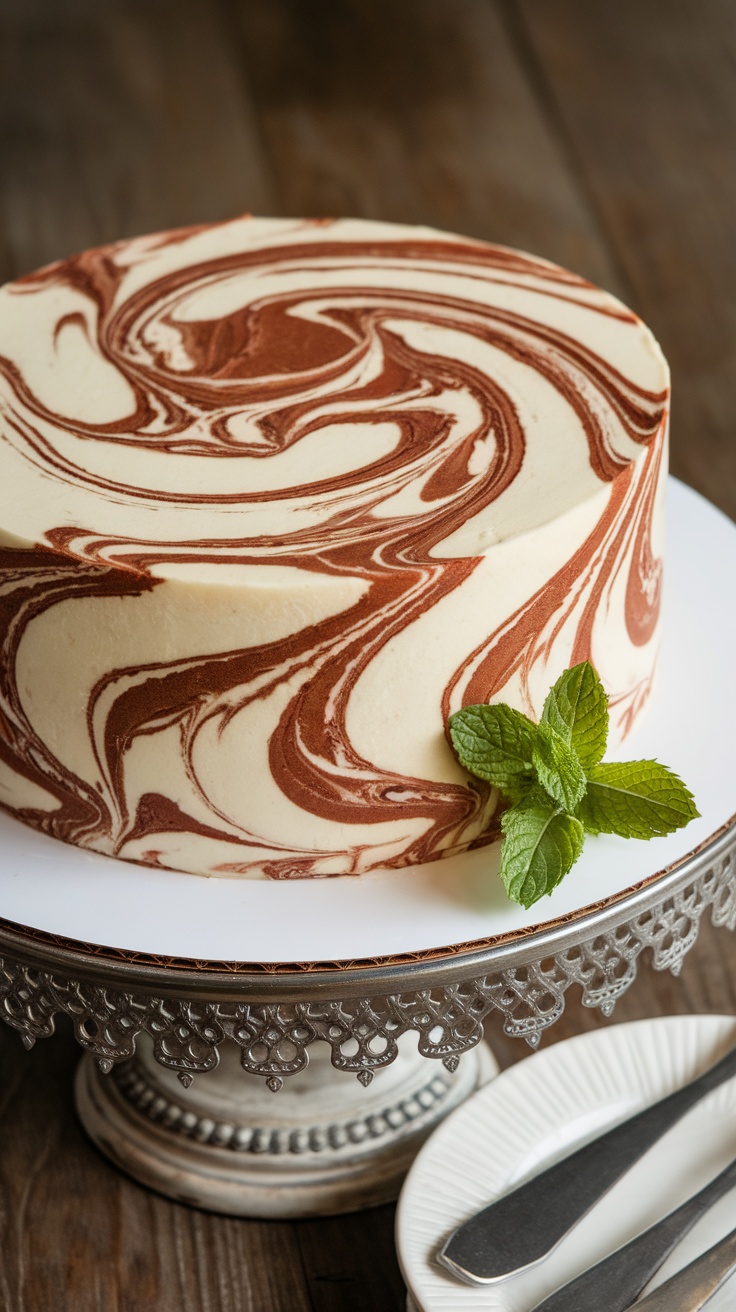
[0,216,669,878]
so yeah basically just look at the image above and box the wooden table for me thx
[0,2,734,1307]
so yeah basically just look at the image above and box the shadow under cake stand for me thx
[0,479,734,1218]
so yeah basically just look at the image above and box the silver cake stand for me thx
[0,817,733,1217]
[1,480,734,1217]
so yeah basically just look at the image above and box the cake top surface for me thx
[0,215,668,580]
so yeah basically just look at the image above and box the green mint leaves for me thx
[448,704,537,803]
[500,791,585,908]
[532,721,587,812]
[449,662,699,910]
[578,761,701,840]
[541,661,608,770]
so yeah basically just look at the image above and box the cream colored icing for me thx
[0,216,669,878]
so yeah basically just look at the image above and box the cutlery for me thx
[630,1223,736,1310]
[439,1037,736,1284]
[530,1154,736,1311]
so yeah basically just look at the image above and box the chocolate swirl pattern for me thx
[0,217,669,878]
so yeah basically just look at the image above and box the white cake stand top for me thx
[0,478,733,971]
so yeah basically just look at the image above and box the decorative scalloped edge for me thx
[0,846,734,1083]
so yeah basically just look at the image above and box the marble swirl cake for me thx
[0,216,669,879]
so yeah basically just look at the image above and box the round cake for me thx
[0,216,669,879]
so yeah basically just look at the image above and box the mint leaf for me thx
[447,662,698,911]
[542,661,608,770]
[576,760,700,839]
[449,704,538,801]
[500,791,585,908]
[532,721,587,811]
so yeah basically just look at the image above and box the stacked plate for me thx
[397,1015,736,1312]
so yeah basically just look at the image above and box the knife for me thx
[530,1154,736,1311]
[629,1223,736,1310]
[439,1037,736,1284]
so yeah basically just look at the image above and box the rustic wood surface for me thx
[0,1,734,1308]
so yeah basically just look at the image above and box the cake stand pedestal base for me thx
[75,1034,498,1217]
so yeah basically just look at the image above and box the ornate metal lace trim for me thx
[1,851,734,1084]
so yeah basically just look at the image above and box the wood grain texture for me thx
[0,0,275,279]
[0,1019,322,1312]
[221,0,624,291]
[0,0,734,1307]
[0,1019,406,1312]
[295,1209,406,1312]
[511,0,736,516]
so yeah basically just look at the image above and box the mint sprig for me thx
[449,661,699,910]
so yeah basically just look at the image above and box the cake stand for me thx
[0,479,734,1218]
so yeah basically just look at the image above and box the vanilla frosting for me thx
[0,216,669,877]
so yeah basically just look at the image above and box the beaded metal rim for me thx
[0,819,734,1083]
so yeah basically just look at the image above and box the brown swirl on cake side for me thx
[0,218,668,877]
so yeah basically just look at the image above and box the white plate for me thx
[0,479,734,963]
[396,1014,736,1312]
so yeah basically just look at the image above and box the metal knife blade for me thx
[530,1155,736,1312]
[439,1038,736,1284]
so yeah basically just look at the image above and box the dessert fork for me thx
[439,1036,736,1284]
[531,1152,736,1311]
[629,1223,736,1310]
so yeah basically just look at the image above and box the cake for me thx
[0,216,669,879]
